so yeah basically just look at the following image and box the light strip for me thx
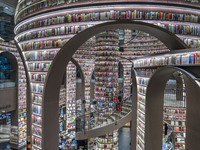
[15,21,106,39]
[14,4,200,33]
[22,48,60,53]
[18,34,74,44]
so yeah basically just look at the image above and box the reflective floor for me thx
[0,125,131,150]
[0,124,26,150]
[118,126,131,150]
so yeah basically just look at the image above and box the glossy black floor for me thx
[118,126,131,150]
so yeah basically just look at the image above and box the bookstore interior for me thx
[1,0,200,150]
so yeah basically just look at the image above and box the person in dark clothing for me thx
[116,95,123,112]
[165,123,168,135]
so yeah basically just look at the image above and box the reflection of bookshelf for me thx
[163,107,186,150]
[95,30,119,150]
[123,31,169,56]
[59,88,66,133]
[66,62,76,131]
[74,37,95,113]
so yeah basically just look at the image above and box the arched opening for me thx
[58,58,85,149]
[0,51,18,148]
[0,52,17,89]
[163,72,185,149]
[145,66,200,150]
[42,20,187,149]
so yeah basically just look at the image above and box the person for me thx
[164,123,168,135]
[116,95,122,112]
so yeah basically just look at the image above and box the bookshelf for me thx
[74,38,96,114]
[66,61,76,132]
[136,75,149,150]
[97,131,118,150]
[14,0,200,149]
[15,1,200,24]
[133,50,200,68]
[163,107,186,149]
[95,30,119,150]
[120,29,133,99]
[0,40,27,149]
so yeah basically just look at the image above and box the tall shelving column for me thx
[74,39,96,149]
[95,31,119,150]
[135,68,157,150]
[131,32,166,150]
[15,49,27,149]
[74,38,96,115]
[18,33,70,150]
[59,87,66,134]
[121,29,134,99]
[66,61,77,148]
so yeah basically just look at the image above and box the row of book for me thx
[95,52,119,57]
[135,69,156,77]
[17,0,79,21]
[154,22,200,36]
[32,126,42,137]
[33,94,42,104]
[137,86,147,94]
[32,115,42,126]
[137,127,145,140]
[163,114,186,120]
[30,73,47,82]
[17,9,200,32]
[95,62,118,66]
[18,25,92,42]
[171,120,185,126]
[124,45,166,50]
[17,0,41,13]
[21,39,68,51]
[134,52,200,68]
[137,139,144,150]
[136,77,149,86]
[96,87,117,92]
[25,50,58,61]
[123,39,161,47]
[138,103,145,113]
[28,62,51,71]
[137,119,145,131]
[182,38,200,48]
[32,136,42,148]
[95,72,118,77]
[96,46,119,52]
[31,83,44,94]
[66,62,77,131]
[137,111,145,123]
[163,107,186,114]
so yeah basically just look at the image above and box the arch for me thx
[0,51,18,126]
[70,57,85,101]
[0,51,18,83]
[145,66,200,150]
[43,20,187,149]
